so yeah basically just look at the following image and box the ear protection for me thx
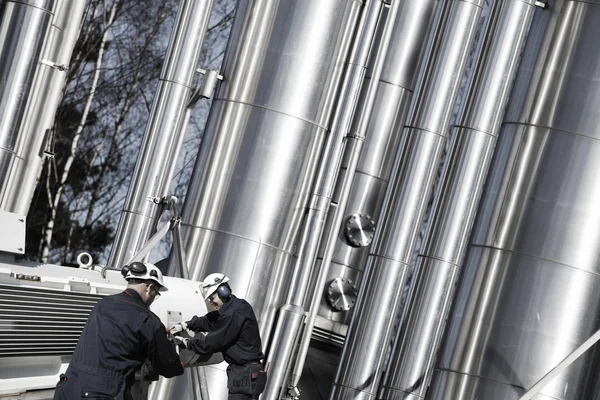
[121,261,146,278]
[121,262,158,279]
[216,283,232,302]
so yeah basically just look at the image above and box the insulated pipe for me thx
[0,0,54,201]
[108,0,214,269]
[330,1,483,399]
[428,1,600,398]
[0,0,87,216]
[260,1,386,399]
[173,1,362,398]
[290,0,439,392]
[377,1,537,399]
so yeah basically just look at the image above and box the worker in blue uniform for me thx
[53,262,183,400]
[170,273,266,399]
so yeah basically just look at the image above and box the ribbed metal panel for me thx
[0,284,102,357]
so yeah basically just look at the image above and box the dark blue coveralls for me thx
[185,295,265,399]
[53,289,183,399]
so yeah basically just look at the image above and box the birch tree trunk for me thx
[40,0,120,263]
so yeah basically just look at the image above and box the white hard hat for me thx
[201,273,230,299]
[123,262,168,292]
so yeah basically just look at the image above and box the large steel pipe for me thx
[108,0,214,269]
[291,0,440,393]
[175,0,362,398]
[330,1,483,399]
[0,0,54,201]
[428,1,600,399]
[377,1,537,399]
[0,0,87,216]
[312,0,439,336]
[261,1,387,399]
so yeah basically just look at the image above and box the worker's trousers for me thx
[226,363,266,399]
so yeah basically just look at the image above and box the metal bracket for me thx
[284,386,301,400]
[39,59,69,73]
[534,0,547,8]
[126,196,191,279]
[188,68,224,108]
[346,132,366,141]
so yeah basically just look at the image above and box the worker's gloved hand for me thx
[169,321,187,335]
[173,336,191,350]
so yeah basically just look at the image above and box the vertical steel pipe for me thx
[428,1,600,399]
[261,1,386,399]
[330,1,483,399]
[0,0,54,201]
[108,0,214,268]
[175,0,362,398]
[377,1,537,399]
[310,0,439,340]
[0,0,87,216]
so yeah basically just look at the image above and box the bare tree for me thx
[26,0,237,265]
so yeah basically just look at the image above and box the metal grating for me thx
[312,326,345,348]
[0,284,104,357]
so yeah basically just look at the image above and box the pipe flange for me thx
[326,277,358,312]
[344,213,376,247]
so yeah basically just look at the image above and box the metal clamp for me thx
[534,0,546,8]
[40,59,69,73]
[188,68,224,107]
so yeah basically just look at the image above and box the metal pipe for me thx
[290,0,439,393]
[0,0,54,203]
[174,0,363,397]
[107,0,214,269]
[427,1,599,399]
[0,0,87,217]
[260,2,386,399]
[330,1,484,399]
[377,1,537,399]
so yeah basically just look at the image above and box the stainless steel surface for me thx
[331,1,483,399]
[519,328,600,400]
[0,0,87,217]
[429,1,600,399]
[344,213,376,247]
[0,0,86,215]
[175,1,362,398]
[108,0,214,269]
[260,1,383,398]
[318,0,439,324]
[326,277,358,312]
[378,1,536,398]
[0,0,54,207]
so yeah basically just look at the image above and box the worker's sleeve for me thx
[186,311,218,333]
[188,312,239,354]
[144,318,184,378]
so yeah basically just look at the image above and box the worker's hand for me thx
[173,335,190,350]
[169,322,187,335]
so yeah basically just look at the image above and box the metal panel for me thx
[0,284,101,357]
[0,210,25,254]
